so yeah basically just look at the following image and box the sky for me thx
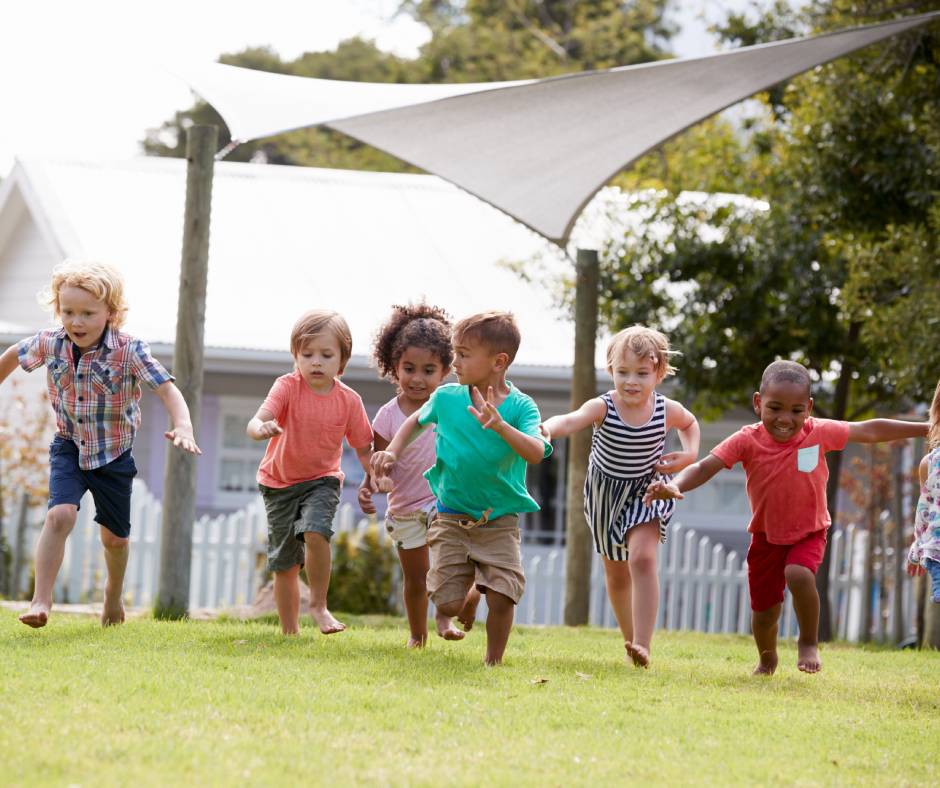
[0,0,767,176]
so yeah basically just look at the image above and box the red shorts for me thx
[746,529,827,612]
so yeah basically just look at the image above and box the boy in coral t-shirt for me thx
[645,360,927,675]
[248,310,373,636]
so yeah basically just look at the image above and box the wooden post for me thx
[563,248,599,626]
[891,443,906,644]
[154,125,217,619]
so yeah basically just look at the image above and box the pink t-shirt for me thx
[711,417,850,545]
[372,396,436,515]
[256,372,373,489]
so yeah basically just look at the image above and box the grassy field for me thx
[1,610,938,787]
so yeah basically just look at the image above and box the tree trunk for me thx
[563,249,598,626]
[816,321,860,641]
[154,125,216,620]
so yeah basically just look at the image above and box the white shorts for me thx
[385,504,436,550]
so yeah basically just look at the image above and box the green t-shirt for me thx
[417,382,552,519]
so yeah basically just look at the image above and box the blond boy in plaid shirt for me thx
[0,260,200,628]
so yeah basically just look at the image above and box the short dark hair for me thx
[453,311,521,364]
[759,360,811,395]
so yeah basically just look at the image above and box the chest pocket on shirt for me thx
[797,445,819,473]
[47,358,72,392]
[318,423,347,451]
[90,363,124,396]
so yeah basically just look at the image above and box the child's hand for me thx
[370,451,397,491]
[358,482,376,515]
[539,423,552,441]
[643,479,683,505]
[655,451,696,475]
[906,561,926,577]
[468,386,504,431]
[257,419,283,439]
[164,425,202,454]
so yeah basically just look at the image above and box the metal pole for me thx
[154,125,216,619]
[563,248,598,626]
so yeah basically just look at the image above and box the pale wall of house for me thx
[0,200,56,330]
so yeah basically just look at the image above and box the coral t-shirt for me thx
[256,372,373,488]
[711,417,850,545]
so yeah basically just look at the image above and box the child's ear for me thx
[752,391,762,415]
[493,352,509,372]
[806,397,814,415]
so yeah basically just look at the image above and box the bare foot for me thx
[310,607,346,635]
[752,649,778,676]
[436,613,466,641]
[625,642,650,668]
[407,635,427,649]
[18,603,50,628]
[456,587,481,631]
[797,642,821,673]
[101,597,126,627]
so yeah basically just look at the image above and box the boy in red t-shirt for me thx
[248,310,373,636]
[645,361,927,675]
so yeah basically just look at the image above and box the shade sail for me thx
[177,11,939,243]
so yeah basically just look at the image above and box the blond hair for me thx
[290,310,353,372]
[606,325,677,379]
[929,379,940,450]
[453,311,521,364]
[43,260,129,330]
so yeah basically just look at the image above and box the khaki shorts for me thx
[385,505,435,550]
[426,511,525,605]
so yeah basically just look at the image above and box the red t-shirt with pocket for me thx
[256,372,373,488]
[711,417,850,545]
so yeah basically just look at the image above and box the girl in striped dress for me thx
[542,326,699,667]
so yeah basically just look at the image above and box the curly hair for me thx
[43,259,129,330]
[372,303,453,381]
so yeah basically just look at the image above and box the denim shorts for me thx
[259,477,341,572]
[925,558,940,603]
[48,435,137,538]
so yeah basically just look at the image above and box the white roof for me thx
[5,157,586,366]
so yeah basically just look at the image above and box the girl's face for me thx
[609,349,661,406]
[58,285,112,349]
[396,346,449,404]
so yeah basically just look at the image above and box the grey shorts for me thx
[259,477,341,573]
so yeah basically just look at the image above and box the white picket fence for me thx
[26,480,917,640]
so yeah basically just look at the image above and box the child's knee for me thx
[784,563,815,588]
[100,529,129,551]
[628,549,656,575]
[46,505,78,534]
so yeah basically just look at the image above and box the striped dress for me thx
[584,391,675,561]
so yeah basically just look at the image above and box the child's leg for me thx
[302,531,345,634]
[785,564,821,673]
[99,526,129,626]
[456,585,481,631]
[273,565,302,635]
[925,559,940,603]
[483,588,514,666]
[19,504,78,628]
[398,545,431,647]
[624,520,661,667]
[602,557,634,647]
[751,604,781,675]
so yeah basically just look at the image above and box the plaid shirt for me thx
[18,326,173,469]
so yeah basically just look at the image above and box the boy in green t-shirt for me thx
[371,311,551,665]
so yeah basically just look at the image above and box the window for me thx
[216,403,267,503]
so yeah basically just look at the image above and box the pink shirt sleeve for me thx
[711,428,749,469]
[344,393,374,450]
[261,376,290,422]
[372,402,394,443]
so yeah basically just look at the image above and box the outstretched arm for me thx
[644,454,726,504]
[847,419,927,444]
[154,381,201,454]
[541,398,606,441]
[469,386,544,464]
[358,433,389,515]
[0,345,20,387]
[656,399,700,475]
[247,406,283,440]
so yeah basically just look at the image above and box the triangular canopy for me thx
[177,12,939,243]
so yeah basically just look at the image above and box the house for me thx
[0,157,753,553]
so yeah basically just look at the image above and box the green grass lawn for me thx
[1,610,937,787]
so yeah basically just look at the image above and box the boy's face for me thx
[609,349,660,407]
[58,285,111,350]
[753,380,813,443]
[452,337,505,387]
[294,333,343,392]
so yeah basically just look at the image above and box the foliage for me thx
[0,381,53,512]
[328,523,398,614]
[2,614,939,784]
